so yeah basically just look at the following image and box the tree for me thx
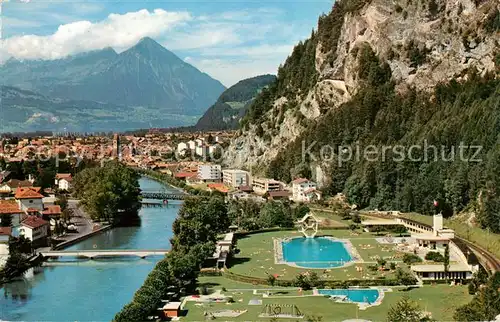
[258,201,294,228]
[0,214,12,227]
[443,244,450,281]
[75,162,141,225]
[387,296,429,322]
[455,272,500,321]
[395,268,418,286]
[267,274,277,286]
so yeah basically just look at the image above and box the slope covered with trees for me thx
[194,74,276,130]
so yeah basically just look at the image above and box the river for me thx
[0,177,179,321]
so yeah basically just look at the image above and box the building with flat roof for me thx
[222,169,250,188]
[197,164,222,183]
[252,177,282,195]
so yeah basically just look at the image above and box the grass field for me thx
[184,276,472,321]
[228,230,406,281]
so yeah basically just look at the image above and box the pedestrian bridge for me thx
[40,249,169,259]
[140,192,187,200]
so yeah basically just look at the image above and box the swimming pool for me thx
[318,289,380,304]
[281,237,353,268]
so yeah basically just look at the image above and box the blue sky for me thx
[1,0,333,86]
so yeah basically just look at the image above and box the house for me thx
[0,200,24,227]
[291,178,321,202]
[0,179,33,197]
[174,172,198,182]
[252,178,282,195]
[0,227,12,257]
[19,215,49,247]
[223,169,250,188]
[197,164,221,183]
[411,263,477,282]
[15,187,44,213]
[55,173,73,191]
[161,302,182,318]
[42,205,62,220]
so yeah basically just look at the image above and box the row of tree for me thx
[227,198,310,231]
[113,195,230,321]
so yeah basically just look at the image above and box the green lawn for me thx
[184,276,471,321]
[228,230,405,281]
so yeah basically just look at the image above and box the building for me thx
[55,173,73,191]
[0,179,33,197]
[252,178,282,195]
[0,227,12,258]
[19,215,49,247]
[15,187,44,212]
[113,133,121,161]
[177,142,188,156]
[0,200,23,227]
[268,190,292,200]
[161,302,182,318]
[223,169,250,188]
[291,178,321,202]
[197,164,221,183]
[411,263,477,282]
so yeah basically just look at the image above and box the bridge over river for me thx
[40,249,169,259]
[140,189,187,200]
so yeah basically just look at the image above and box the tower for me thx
[113,134,121,161]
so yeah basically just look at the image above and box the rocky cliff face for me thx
[224,0,499,172]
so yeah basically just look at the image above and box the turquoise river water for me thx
[0,177,179,321]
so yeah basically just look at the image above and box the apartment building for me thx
[222,169,250,188]
[252,177,282,195]
[197,164,222,183]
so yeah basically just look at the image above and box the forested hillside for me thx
[225,0,500,232]
[195,75,276,130]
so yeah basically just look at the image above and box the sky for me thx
[0,0,333,87]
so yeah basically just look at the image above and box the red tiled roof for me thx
[175,172,197,178]
[15,187,44,199]
[304,188,321,194]
[42,205,62,216]
[0,200,22,214]
[0,227,12,236]
[56,173,73,181]
[21,216,49,229]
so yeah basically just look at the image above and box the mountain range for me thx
[0,37,226,132]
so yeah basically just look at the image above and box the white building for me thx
[252,178,283,195]
[0,227,11,259]
[15,187,44,212]
[55,173,72,191]
[177,142,188,156]
[195,138,204,147]
[291,178,321,202]
[19,215,49,247]
[187,140,196,150]
[195,145,209,158]
[223,169,250,188]
[197,164,222,183]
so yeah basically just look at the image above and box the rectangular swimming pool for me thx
[318,289,380,304]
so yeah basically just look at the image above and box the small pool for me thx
[318,289,380,304]
[281,237,353,268]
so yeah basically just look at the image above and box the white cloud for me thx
[1,9,192,60]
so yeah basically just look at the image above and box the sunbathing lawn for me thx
[229,230,407,281]
[185,276,471,321]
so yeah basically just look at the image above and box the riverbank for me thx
[133,168,186,192]
[0,177,179,321]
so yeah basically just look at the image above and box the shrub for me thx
[425,251,445,262]
[389,262,397,270]
[403,253,423,265]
